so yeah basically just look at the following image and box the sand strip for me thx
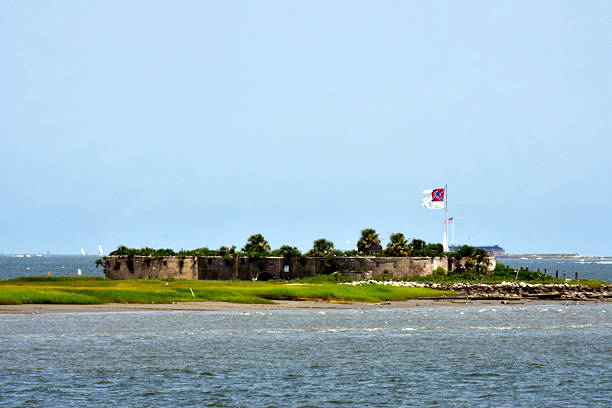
[1,298,610,314]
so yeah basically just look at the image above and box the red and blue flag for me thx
[422,187,446,209]
[432,188,445,202]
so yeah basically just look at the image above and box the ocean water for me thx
[0,255,104,280]
[498,258,612,282]
[1,306,611,407]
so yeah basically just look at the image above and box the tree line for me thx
[109,228,486,261]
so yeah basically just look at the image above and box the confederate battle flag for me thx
[422,188,445,209]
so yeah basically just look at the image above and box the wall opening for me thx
[257,272,274,281]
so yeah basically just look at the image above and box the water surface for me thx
[1,305,610,407]
[0,255,103,280]
[498,257,612,282]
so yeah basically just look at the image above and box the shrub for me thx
[271,245,302,258]
[411,241,445,257]
[94,257,106,268]
[450,245,490,274]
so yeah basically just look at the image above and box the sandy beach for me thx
[2,297,610,314]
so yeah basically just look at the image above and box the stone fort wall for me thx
[104,256,452,280]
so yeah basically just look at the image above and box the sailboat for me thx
[81,248,87,256]
[98,245,104,256]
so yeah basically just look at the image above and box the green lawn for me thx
[0,277,454,305]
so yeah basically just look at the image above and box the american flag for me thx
[445,217,454,224]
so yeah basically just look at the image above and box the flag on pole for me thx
[445,217,454,224]
[422,188,445,209]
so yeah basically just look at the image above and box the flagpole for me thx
[445,184,448,251]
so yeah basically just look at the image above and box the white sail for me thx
[98,245,103,256]
[81,248,86,256]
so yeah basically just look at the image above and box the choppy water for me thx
[498,257,612,282]
[1,306,611,407]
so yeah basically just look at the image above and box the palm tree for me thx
[385,232,411,257]
[308,238,335,257]
[241,234,271,254]
[357,228,382,254]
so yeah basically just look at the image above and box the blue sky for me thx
[1,1,611,255]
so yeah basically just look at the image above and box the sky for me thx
[1,1,611,256]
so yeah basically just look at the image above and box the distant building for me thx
[449,245,505,257]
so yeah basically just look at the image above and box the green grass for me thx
[2,264,607,306]
[0,277,454,305]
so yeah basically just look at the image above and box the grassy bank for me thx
[0,277,454,305]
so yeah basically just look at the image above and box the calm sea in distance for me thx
[0,255,104,280]
[1,256,611,407]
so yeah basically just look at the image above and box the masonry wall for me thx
[328,256,449,279]
[106,256,198,280]
[105,255,452,280]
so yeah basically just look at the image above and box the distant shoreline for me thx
[2,298,611,314]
